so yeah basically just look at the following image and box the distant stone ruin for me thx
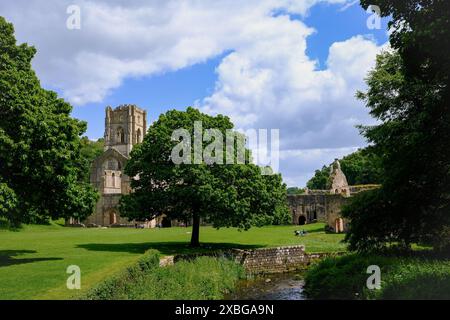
[287,159,379,233]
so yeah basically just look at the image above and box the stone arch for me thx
[136,128,142,143]
[116,127,125,143]
[161,216,172,228]
[104,209,118,225]
[298,215,306,226]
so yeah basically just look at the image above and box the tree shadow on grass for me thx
[76,242,264,256]
[0,250,63,268]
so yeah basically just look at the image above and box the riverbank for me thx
[84,250,245,300]
[226,272,305,300]
[84,249,309,300]
[304,252,450,299]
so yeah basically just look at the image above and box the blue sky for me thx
[1,0,390,187]
[72,2,389,139]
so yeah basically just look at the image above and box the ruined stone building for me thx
[287,159,378,233]
[77,105,376,231]
[84,104,153,227]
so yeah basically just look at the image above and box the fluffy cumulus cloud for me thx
[0,0,387,186]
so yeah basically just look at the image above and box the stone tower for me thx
[104,104,147,157]
[84,104,148,226]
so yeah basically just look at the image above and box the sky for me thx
[0,0,390,187]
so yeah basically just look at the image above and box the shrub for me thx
[84,253,245,300]
[84,249,160,300]
[128,256,245,300]
[304,253,450,300]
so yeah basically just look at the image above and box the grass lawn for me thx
[0,222,345,299]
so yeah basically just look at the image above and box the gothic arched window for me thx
[136,128,141,143]
[116,127,125,143]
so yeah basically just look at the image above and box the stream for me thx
[226,272,306,300]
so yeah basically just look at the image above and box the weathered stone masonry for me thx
[286,159,379,233]
[165,245,341,274]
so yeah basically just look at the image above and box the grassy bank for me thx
[304,253,450,299]
[85,251,245,300]
[0,222,344,299]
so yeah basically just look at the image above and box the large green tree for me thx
[0,17,98,227]
[120,107,289,246]
[343,0,450,252]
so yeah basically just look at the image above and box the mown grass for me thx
[304,253,450,300]
[0,222,345,299]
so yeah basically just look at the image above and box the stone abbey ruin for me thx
[79,104,377,232]
[287,160,378,233]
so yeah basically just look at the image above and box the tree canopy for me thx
[287,187,305,195]
[306,148,382,190]
[0,17,98,227]
[343,0,450,252]
[78,137,104,183]
[119,107,289,246]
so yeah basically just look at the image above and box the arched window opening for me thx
[116,127,125,143]
[136,128,142,143]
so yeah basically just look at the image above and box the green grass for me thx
[85,252,245,300]
[304,253,450,299]
[0,222,345,299]
[130,257,245,300]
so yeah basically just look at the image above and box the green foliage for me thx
[287,187,305,195]
[339,148,383,186]
[0,182,17,219]
[348,38,448,251]
[306,148,382,189]
[85,254,245,300]
[304,254,392,299]
[378,260,450,300]
[343,1,450,251]
[131,257,245,300]
[77,137,104,183]
[304,253,450,300]
[0,223,344,299]
[306,166,331,190]
[342,189,400,252]
[0,17,98,226]
[120,107,289,246]
[84,249,161,300]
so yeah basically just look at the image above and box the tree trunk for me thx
[190,212,200,247]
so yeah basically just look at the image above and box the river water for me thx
[226,273,306,300]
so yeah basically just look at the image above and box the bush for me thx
[84,253,245,300]
[376,261,450,300]
[84,249,160,300]
[304,253,450,300]
[127,256,245,300]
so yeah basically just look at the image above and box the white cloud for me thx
[0,0,349,105]
[200,34,386,185]
[0,0,386,186]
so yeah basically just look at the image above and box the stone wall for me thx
[234,245,309,274]
[171,245,329,274]
[287,193,350,232]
